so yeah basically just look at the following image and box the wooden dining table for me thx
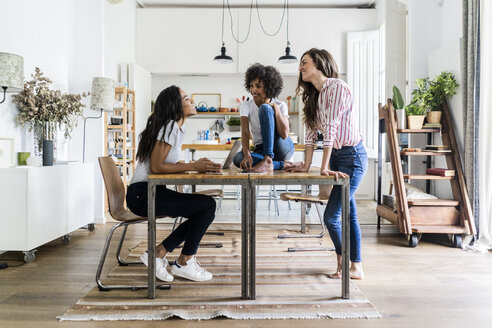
[147,168,351,300]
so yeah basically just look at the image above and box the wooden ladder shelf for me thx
[376,99,476,247]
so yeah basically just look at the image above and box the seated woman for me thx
[233,63,294,172]
[126,85,222,282]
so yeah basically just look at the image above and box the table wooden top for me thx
[181,144,306,151]
[148,167,248,180]
[148,167,342,182]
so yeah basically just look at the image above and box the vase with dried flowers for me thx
[12,67,89,162]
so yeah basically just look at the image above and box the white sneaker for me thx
[171,257,212,281]
[140,252,174,282]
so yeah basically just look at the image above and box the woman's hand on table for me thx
[284,161,309,172]
[320,169,348,181]
[192,158,223,173]
[240,152,253,171]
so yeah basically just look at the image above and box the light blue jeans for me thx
[324,141,368,262]
[233,104,294,170]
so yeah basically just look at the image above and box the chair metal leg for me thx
[116,224,142,266]
[96,220,171,291]
[279,203,333,252]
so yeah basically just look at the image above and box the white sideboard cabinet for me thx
[0,163,94,262]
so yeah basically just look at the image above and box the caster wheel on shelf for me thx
[451,234,462,248]
[23,250,36,263]
[408,234,419,248]
[61,234,71,245]
[88,224,96,232]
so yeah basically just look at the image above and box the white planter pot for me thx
[395,109,406,129]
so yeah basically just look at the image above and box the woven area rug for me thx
[59,228,380,321]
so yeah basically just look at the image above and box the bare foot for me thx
[251,157,273,172]
[328,254,342,279]
[328,270,342,279]
[349,262,365,280]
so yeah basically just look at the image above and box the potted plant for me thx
[226,117,241,131]
[392,85,405,129]
[405,103,426,129]
[12,67,88,160]
[426,71,459,123]
[408,71,459,124]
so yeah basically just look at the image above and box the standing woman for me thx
[286,48,368,279]
[232,63,294,172]
[126,85,222,282]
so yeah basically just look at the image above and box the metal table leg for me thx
[241,185,249,299]
[341,181,350,299]
[249,181,256,300]
[147,181,156,299]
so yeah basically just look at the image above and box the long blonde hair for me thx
[295,48,339,130]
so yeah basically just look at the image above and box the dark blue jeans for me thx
[233,104,294,170]
[126,182,216,256]
[324,141,367,262]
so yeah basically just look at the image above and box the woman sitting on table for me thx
[286,48,368,280]
[126,85,222,282]
[233,63,294,172]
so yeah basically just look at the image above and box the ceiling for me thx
[136,0,376,8]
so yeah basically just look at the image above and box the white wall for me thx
[1,0,72,156]
[1,0,139,224]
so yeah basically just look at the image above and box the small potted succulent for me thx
[226,117,241,131]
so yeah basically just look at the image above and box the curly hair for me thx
[244,63,283,98]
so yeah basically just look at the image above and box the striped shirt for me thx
[305,78,361,149]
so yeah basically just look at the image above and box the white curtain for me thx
[478,0,492,249]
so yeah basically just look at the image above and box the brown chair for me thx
[96,156,171,291]
[97,157,224,291]
[278,185,334,252]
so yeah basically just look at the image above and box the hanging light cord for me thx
[256,0,287,37]
[286,0,290,45]
[227,0,254,44]
[220,0,225,45]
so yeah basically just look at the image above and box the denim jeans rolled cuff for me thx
[324,141,368,263]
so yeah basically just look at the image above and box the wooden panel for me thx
[400,151,451,156]
[409,206,460,226]
[404,174,453,180]
[411,225,466,234]
[407,199,459,206]
[397,128,441,133]
[376,204,398,225]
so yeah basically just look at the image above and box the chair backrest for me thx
[98,156,128,220]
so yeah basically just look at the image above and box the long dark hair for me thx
[295,48,339,130]
[136,85,183,162]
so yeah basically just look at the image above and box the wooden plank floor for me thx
[1,222,491,328]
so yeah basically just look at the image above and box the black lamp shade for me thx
[214,46,234,63]
[278,46,298,64]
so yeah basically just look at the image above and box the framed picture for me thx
[191,93,222,109]
[0,138,15,168]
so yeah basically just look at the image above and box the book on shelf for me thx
[423,123,442,128]
[402,148,421,152]
[425,145,450,152]
[426,168,455,177]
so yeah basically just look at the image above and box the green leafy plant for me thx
[392,85,405,110]
[405,103,426,116]
[12,67,89,138]
[407,71,459,114]
[226,117,241,126]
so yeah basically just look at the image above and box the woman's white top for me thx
[130,120,184,184]
[239,99,288,146]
